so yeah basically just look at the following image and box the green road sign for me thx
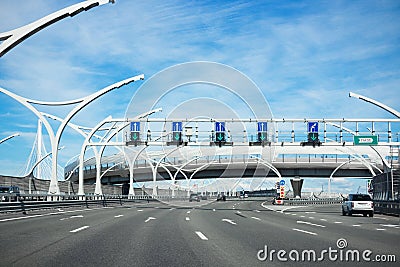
[216,132,225,142]
[353,135,378,146]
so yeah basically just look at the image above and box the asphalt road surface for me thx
[0,200,398,266]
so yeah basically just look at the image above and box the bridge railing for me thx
[284,198,344,205]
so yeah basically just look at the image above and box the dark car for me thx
[189,193,200,202]
[217,193,226,201]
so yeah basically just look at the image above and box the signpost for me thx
[215,122,226,145]
[257,122,268,143]
[302,121,320,146]
[130,122,140,146]
[171,122,183,145]
[353,135,378,146]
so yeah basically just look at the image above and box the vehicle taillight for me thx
[351,202,354,208]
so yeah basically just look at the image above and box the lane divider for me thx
[222,218,237,225]
[145,217,156,223]
[297,220,326,228]
[70,226,89,233]
[292,228,317,236]
[195,231,208,240]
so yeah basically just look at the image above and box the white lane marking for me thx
[212,209,216,212]
[308,217,315,219]
[145,217,156,223]
[254,210,260,213]
[375,217,389,220]
[381,224,400,228]
[70,215,84,218]
[58,208,64,212]
[222,219,237,225]
[236,211,242,214]
[376,228,386,231]
[291,214,297,216]
[187,211,191,214]
[352,225,361,227]
[334,221,343,224]
[169,208,174,210]
[137,209,143,212]
[186,217,190,221]
[70,226,89,233]
[286,213,291,215]
[320,219,327,221]
[297,221,326,228]
[114,215,124,218]
[300,216,305,218]
[305,212,316,214]
[292,228,317,236]
[0,207,103,223]
[251,216,261,221]
[195,231,208,240]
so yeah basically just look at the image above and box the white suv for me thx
[342,194,374,217]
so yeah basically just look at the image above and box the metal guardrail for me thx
[374,200,400,217]
[285,198,344,205]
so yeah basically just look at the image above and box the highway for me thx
[0,200,398,266]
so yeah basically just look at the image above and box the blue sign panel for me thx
[257,122,268,132]
[307,122,318,133]
[172,122,182,132]
[280,180,285,186]
[130,122,140,132]
[215,122,225,132]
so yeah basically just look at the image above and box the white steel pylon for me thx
[22,120,64,180]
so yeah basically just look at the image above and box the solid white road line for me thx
[334,221,343,224]
[292,228,317,236]
[114,215,124,218]
[137,209,143,212]
[145,217,156,223]
[222,219,237,225]
[70,215,84,218]
[376,228,386,231]
[251,216,261,221]
[352,225,361,227]
[195,231,208,240]
[70,226,89,233]
[297,221,326,228]
[305,212,316,214]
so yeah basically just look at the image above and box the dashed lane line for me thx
[297,220,326,228]
[114,215,124,218]
[70,226,89,233]
[195,231,208,240]
[251,216,261,221]
[186,217,190,221]
[222,219,237,225]
[292,228,317,236]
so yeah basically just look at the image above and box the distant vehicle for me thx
[342,194,373,217]
[217,193,226,201]
[189,193,200,202]
[0,186,20,201]
[272,197,284,205]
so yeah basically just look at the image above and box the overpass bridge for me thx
[64,117,399,197]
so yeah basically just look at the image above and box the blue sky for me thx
[0,0,399,193]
